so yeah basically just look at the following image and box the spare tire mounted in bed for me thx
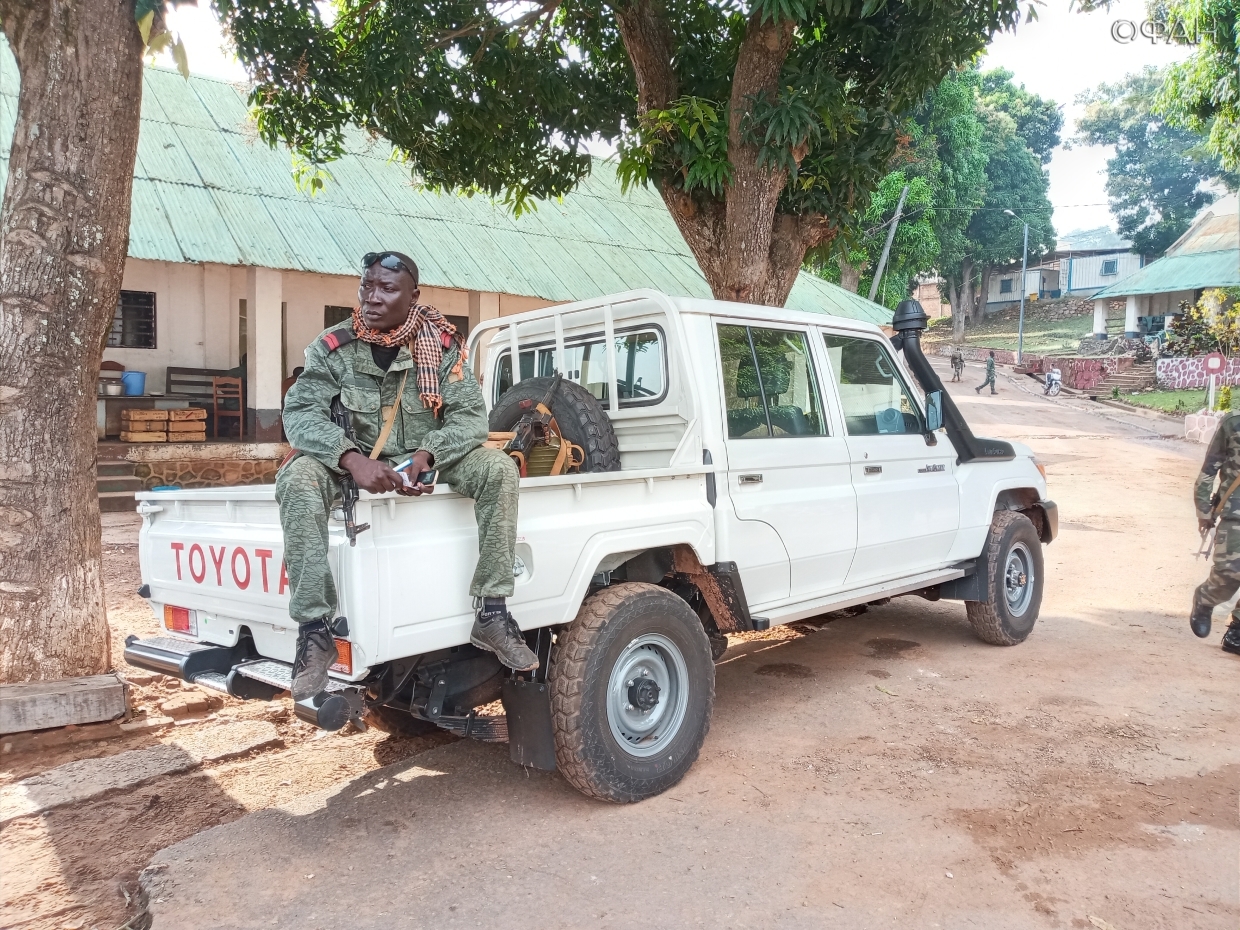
[489,375,621,476]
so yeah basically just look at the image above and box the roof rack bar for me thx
[508,318,521,387]
[603,302,619,414]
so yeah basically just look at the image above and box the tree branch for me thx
[612,1,678,112]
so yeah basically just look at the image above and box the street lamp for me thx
[1004,208,1030,365]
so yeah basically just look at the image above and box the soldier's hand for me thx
[396,450,434,497]
[340,451,403,494]
[1200,517,1214,533]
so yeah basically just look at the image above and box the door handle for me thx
[738,474,763,485]
[864,465,882,475]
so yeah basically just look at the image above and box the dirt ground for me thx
[2,360,1236,930]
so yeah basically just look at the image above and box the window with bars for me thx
[1101,259,1119,276]
[108,290,156,348]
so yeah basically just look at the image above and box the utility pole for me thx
[869,185,909,303]
[1005,208,1031,366]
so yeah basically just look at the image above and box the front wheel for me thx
[965,510,1044,645]
[1047,381,1061,396]
[550,583,715,802]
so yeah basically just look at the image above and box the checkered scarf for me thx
[351,304,466,412]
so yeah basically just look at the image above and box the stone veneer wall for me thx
[1156,357,1240,390]
[933,345,1132,390]
[126,442,289,490]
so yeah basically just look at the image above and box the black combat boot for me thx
[291,618,339,700]
[1190,590,1213,638]
[471,598,538,671]
[1222,621,1240,656]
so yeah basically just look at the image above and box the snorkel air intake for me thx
[889,298,1015,464]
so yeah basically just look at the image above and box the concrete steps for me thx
[1092,362,1157,397]
[96,459,139,513]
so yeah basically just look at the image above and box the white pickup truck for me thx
[125,289,1055,802]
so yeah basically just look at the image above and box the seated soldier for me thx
[278,250,536,700]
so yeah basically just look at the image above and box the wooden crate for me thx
[167,419,208,432]
[168,408,207,422]
[170,432,207,443]
[121,408,168,423]
[119,430,167,443]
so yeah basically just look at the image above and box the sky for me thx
[157,1,1193,239]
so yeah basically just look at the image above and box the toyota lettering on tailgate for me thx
[169,542,289,593]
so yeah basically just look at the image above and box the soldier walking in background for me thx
[975,350,997,395]
[1190,412,1240,655]
[950,347,965,382]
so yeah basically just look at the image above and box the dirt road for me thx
[4,362,1237,929]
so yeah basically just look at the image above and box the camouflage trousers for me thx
[275,446,519,623]
[1194,519,1240,625]
[977,372,996,393]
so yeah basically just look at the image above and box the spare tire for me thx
[489,376,621,473]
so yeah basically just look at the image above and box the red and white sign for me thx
[1204,352,1226,375]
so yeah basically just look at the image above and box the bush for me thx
[1218,384,1233,411]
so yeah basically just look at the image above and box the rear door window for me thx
[718,324,826,438]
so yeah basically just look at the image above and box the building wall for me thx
[986,268,1057,305]
[104,258,557,398]
[1061,251,1143,295]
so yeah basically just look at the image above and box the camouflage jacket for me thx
[985,357,995,375]
[1195,413,1240,521]
[283,324,488,475]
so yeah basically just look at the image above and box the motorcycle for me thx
[1043,367,1062,397]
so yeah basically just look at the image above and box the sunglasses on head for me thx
[361,252,416,282]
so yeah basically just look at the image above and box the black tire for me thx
[364,703,440,737]
[550,583,715,802]
[489,376,620,473]
[965,510,1044,646]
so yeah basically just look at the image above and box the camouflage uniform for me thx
[976,356,996,394]
[1193,413,1240,629]
[277,323,518,623]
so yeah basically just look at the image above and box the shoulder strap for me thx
[321,326,355,353]
[369,368,409,460]
[1213,470,1240,521]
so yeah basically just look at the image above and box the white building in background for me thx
[984,227,1145,311]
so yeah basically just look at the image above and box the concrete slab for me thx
[0,719,280,825]
[0,674,128,735]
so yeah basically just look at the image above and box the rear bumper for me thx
[123,634,363,729]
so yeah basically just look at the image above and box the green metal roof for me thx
[1094,195,1239,299]
[0,43,889,326]
[1092,249,1240,298]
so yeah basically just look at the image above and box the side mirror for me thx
[925,391,943,432]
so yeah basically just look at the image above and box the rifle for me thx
[506,374,562,475]
[329,395,371,546]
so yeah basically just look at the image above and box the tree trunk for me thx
[837,257,863,293]
[948,274,966,343]
[0,1,143,682]
[976,264,992,323]
[616,7,830,307]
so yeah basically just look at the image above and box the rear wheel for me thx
[550,583,715,802]
[966,510,1044,645]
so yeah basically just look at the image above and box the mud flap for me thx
[502,678,556,771]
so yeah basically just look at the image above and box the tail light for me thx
[163,604,196,636]
[331,639,353,675]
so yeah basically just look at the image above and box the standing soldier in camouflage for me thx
[278,251,536,700]
[1190,412,1240,655]
[975,350,997,395]
[950,346,965,382]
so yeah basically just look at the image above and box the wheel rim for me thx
[606,633,690,758]
[1004,541,1035,617]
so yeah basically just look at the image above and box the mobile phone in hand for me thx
[395,459,437,490]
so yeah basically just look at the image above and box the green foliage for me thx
[1077,67,1237,256]
[216,0,1024,262]
[1218,384,1233,411]
[979,67,1063,164]
[135,1,191,78]
[1154,0,1240,171]
[1164,288,1240,357]
[811,169,938,308]
[966,107,1055,268]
